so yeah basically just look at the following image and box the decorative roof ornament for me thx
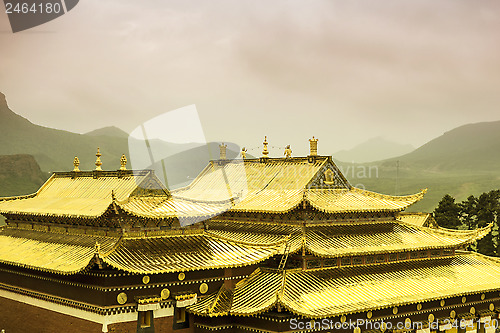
[262,136,269,157]
[120,154,127,170]
[73,156,80,172]
[241,147,247,159]
[95,147,103,171]
[284,145,292,158]
[219,143,227,160]
[309,137,318,156]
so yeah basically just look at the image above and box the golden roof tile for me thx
[100,232,284,274]
[189,252,500,318]
[0,227,117,274]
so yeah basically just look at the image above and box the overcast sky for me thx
[1,0,499,156]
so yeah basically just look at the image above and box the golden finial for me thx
[120,154,127,170]
[241,147,247,159]
[309,136,318,156]
[219,143,227,160]
[262,136,269,157]
[284,145,292,158]
[73,156,80,172]
[95,147,103,171]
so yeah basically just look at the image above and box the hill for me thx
[0,154,48,196]
[85,126,129,138]
[0,92,129,172]
[381,121,500,172]
[338,120,500,212]
[334,137,414,163]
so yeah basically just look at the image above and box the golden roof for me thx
[0,157,425,218]
[396,212,433,227]
[189,252,500,318]
[0,226,283,274]
[205,220,490,258]
[0,227,115,274]
[101,232,283,274]
[172,157,424,214]
[0,170,162,218]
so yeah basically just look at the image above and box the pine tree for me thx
[459,195,477,230]
[433,194,461,229]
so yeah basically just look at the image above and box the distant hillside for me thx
[0,154,48,196]
[0,92,211,173]
[338,120,500,212]
[0,92,129,172]
[381,121,500,172]
[334,137,414,163]
[85,126,129,138]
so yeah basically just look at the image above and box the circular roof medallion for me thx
[161,288,170,300]
[178,272,185,281]
[200,283,209,294]
[142,275,150,284]
[117,292,127,305]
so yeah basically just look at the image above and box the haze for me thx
[1,0,499,156]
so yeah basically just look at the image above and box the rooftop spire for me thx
[241,147,247,159]
[120,154,127,170]
[284,145,292,158]
[262,136,269,157]
[309,137,318,156]
[219,143,227,160]
[73,156,80,172]
[95,148,103,171]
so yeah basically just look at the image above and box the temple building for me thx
[0,138,498,333]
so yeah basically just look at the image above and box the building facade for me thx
[0,139,497,333]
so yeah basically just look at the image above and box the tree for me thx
[433,194,461,229]
[475,191,500,256]
[458,195,477,230]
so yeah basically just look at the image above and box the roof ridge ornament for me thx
[73,156,80,172]
[309,137,318,156]
[120,154,127,170]
[262,136,269,158]
[284,145,292,158]
[95,147,103,171]
[219,143,227,160]
[241,147,247,159]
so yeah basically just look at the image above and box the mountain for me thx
[0,92,129,172]
[334,137,414,163]
[341,120,500,212]
[85,126,129,138]
[0,92,243,181]
[381,121,500,172]
[0,154,48,196]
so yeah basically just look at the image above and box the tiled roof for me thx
[205,220,490,258]
[0,227,116,274]
[0,170,161,218]
[100,232,283,274]
[305,188,426,214]
[0,226,284,274]
[0,157,426,218]
[189,252,500,318]
[396,212,433,227]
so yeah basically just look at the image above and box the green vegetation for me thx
[433,190,500,256]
